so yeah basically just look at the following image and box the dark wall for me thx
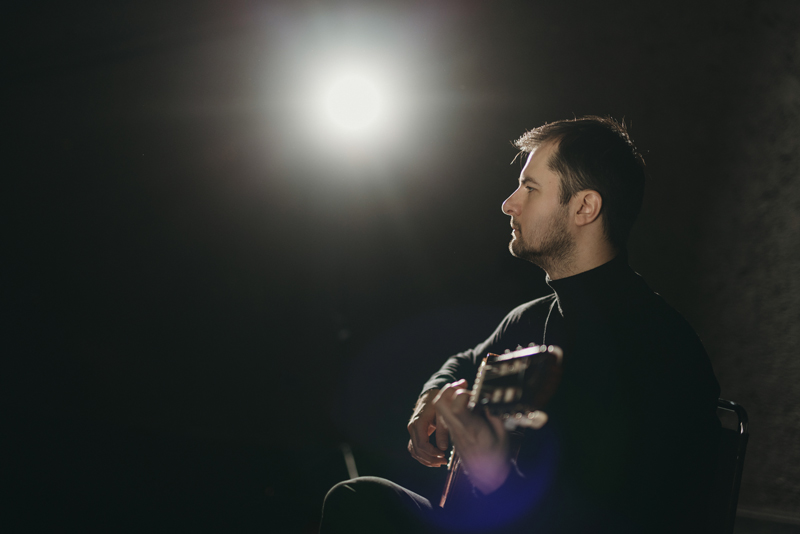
[694,0,800,518]
[3,0,799,530]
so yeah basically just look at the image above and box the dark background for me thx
[3,1,799,532]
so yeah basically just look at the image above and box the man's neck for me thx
[545,243,618,280]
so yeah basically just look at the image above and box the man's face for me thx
[502,142,575,271]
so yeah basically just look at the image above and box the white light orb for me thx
[323,75,381,132]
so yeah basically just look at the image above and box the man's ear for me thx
[574,190,603,227]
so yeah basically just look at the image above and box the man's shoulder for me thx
[626,280,701,339]
[476,293,556,355]
[506,293,557,320]
[495,293,556,332]
[620,279,717,386]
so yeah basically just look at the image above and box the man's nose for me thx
[502,192,517,215]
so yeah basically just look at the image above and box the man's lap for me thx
[320,475,532,534]
[320,476,437,534]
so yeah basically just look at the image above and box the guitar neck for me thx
[439,448,461,507]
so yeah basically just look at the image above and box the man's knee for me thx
[323,478,359,515]
[322,477,385,531]
[321,476,427,534]
[323,476,389,514]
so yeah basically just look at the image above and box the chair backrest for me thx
[706,399,749,534]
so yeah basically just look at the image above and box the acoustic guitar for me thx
[439,344,563,508]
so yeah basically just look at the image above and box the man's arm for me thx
[407,388,448,467]
[432,380,511,494]
[419,299,549,396]
[410,298,551,468]
[420,349,480,399]
[410,342,487,467]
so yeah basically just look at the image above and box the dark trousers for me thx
[320,476,438,534]
[320,476,536,534]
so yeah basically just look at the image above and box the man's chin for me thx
[509,240,527,259]
[508,240,520,258]
[510,240,545,266]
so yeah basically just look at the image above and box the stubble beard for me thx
[509,205,575,275]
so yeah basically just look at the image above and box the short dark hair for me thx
[514,116,646,251]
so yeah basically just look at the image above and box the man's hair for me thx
[514,116,646,251]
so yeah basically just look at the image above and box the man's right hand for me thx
[407,388,449,467]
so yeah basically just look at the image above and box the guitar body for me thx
[439,344,563,508]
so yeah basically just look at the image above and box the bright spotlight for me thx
[300,53,415,153]
[323,74,382,132]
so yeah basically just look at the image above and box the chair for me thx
[707,399,749,534]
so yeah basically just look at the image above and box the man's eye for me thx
[525,186,535,192]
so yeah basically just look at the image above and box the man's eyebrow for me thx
[519,176,540,186]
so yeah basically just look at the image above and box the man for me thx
[321,117,720,533]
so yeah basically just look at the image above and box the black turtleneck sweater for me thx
[422,255,720,533]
